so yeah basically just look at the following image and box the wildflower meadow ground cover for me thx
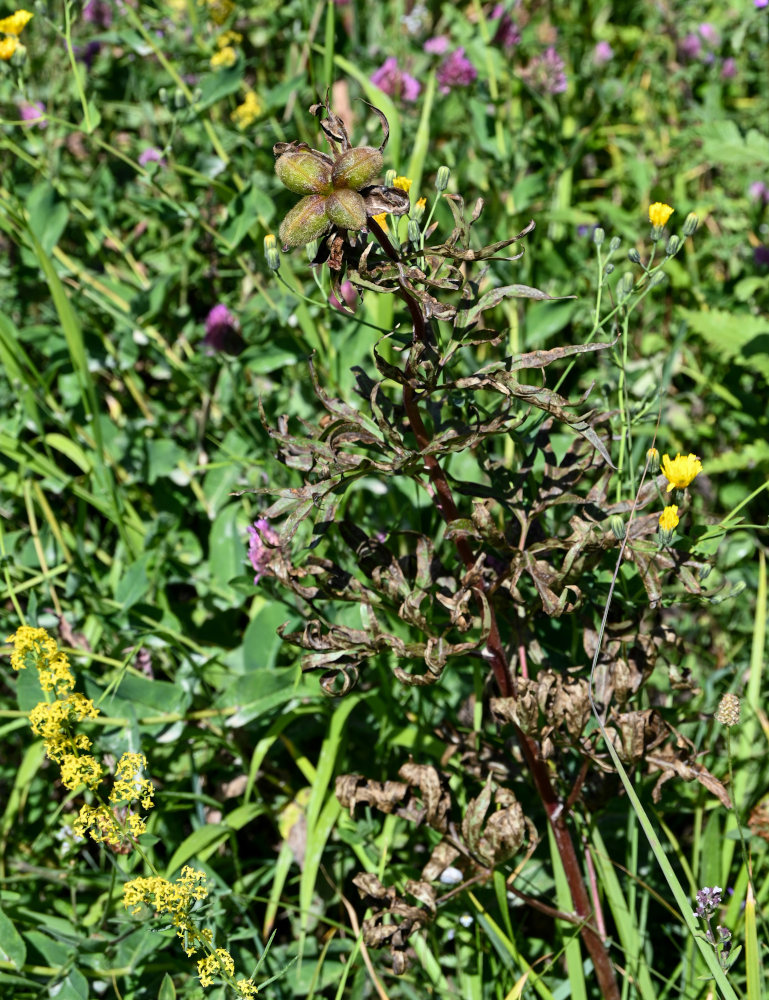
[1,1,769,998]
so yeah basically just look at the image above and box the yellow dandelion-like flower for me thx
[0,34,17,59]
[370,211,389,233]
[393,175,412,193]
[649,202,674,228]
[661,452,702,492]
[231,90,263,129]
[210,45,236,69]
[0,8,33,34]
[658,505,679,532]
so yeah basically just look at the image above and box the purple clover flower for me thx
[757,0,768,8]
[436,48,478,95]
[203,303,244,355]
[424,35,449,55]
[138,146,165,167]
[520,47,567,95]
[370,57,421,102]
[720,57,736,79]
[749,181,769,204]
[593,40,614,65]
[19,101,47,128]
[698,22,719,45]
[247,519,279,584]
[83,0,113,28]
[491,5,520,49]
[680,33,701,60]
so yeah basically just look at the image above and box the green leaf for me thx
[0,908,26,968]
[678,307,769,382]
[114,552,152,609]
[25,182,69,254]
[221,182,275,248]
[157,973,177,1000]
[195,61,245,111]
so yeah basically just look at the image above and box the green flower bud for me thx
[609,236,621,252]
[326,189,367,231]
[278,194,332,249]
[610,514,626,541]
[275,150,333,195]
[665,234,681,256]
[435,166,451,192]
[593,226,605,246]
[646,447,660,473]
[627,248,642,264]
[604,262,615,275]
[648,270,666,287]
[384,168,396,187]
[331,146,383,190]
[407,219,421,243]
[617,272,634,300]
[682,212,699,237]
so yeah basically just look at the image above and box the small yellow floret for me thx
[198,949,235,988]
[649,202,674,228]
[658,505,679,532]
[231,90,263,129]
[0,9,33,34]
[210,45,236,69]
[0,34,16,58]
[661,452,702,492]
[393,176,412,193]
[370,211,389,232]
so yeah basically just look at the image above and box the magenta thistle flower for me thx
[436,48,477,95]
[370,57,421,102]
[247,519,279,584]
[520,47,567,95]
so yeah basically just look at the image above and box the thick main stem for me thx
[378,237,620,999]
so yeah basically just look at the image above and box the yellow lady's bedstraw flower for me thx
[658,505,679,532]
[231,90,262,129]
[649,202,674,228]
[210,45,236,69]
[661,452,702,492]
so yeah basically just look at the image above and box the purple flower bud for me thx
[247,519,280,584]
[436,47,478,95]
[491,6,520,50]
[370,57,421,103]
[138,146,166,167]
[19,101,47,128]
[749,181,769,204]
[720,57,736,79]
[680,33,701,60]
[698,22,719,45]
[520,47,567,95]
[83,0,113,28]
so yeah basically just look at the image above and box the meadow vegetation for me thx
[1,1,768,998]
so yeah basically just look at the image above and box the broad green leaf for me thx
[0,908,25,968]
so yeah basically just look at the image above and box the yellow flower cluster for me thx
[231,90,262,129]
[198,949,235,987]
[7,626,154,849]
[0,7,32,61]
[205,0,233,24]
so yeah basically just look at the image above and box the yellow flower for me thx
[218,28,241,46]
[661,452,702,492]
[210,45,236,69]
[198,949,235,988]
[206,0,234,24]
[0,34,16,58]
[0,8,33,34]
[370,211,389,232]
[237,979,259,997]
[658,505,679,532]
[649,202,674,228]
[110,752,155,809]
[231,90,262,129]
[60,752,103,791]
[393,175,412,193]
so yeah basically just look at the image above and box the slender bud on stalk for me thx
[610,514,626,540]
[627,248,642,264]
[648,270,666,287]
[435,166,451,191]
[604,262,615,275]
[407,219,421,243]
[682,212,699,236]
[411,197,426,222]
[264,234,280,271]
[646,447,660,473]
[593,226,605,246]
[384,168,396,187]
[666,234,681,256]
[617,272,634,299]
[609,236,621,252]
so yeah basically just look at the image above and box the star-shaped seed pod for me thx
[274,100,410,250]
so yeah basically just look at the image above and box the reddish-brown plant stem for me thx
[371,225,620,1000]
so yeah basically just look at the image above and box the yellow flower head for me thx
[0,9,33,35]
[0,34,16,58]
[206,0,234,24]
[658,505,679,532]
[370,211,389,232]
[649,202,674,228]
[393,175,412,193]
[661,452,702,492]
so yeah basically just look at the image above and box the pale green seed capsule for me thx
[331,147,383,190]
[278,194,332,249]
